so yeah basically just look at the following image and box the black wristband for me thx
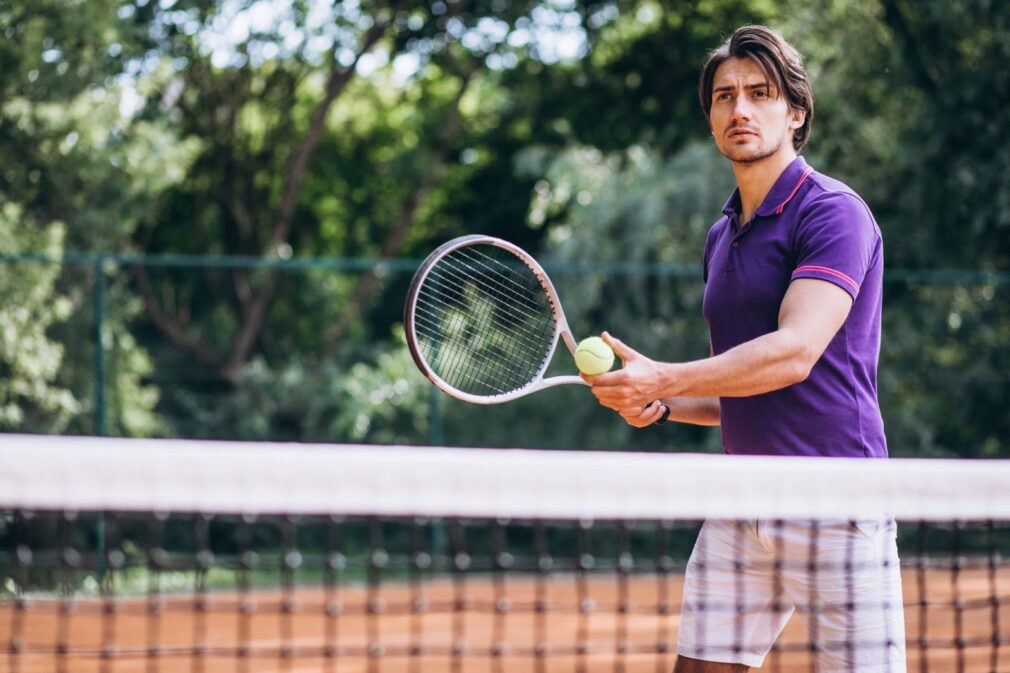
[654,402,671,425]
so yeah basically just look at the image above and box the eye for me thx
[753,89,769,99]
[716,92,733,102]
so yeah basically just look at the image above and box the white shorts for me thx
[677,518,906,672]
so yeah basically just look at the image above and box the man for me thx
[584,26,906,672]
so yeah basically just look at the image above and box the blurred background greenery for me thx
[1,0,1007,457]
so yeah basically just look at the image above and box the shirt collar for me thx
[721,156,814,222]
[720,189,742,220]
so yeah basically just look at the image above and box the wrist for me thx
[658,361,686,398]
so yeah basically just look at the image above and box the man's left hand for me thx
[581,332,671,412]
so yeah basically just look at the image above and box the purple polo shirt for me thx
[702,156,887,458]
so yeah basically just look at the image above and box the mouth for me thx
[728,129,758,139]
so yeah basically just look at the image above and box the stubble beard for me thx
[720,134,786,165]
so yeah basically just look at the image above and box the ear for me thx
[789,107,806,130]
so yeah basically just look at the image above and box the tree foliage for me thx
[0,203,76,430]
[0,0,173,434]
[1,0,1007,456]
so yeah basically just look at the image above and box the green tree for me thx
[0,1,191,435]
[3,0,1006,454]
[133,0,785,441]
[0,203,77,430]
[778,0,1010,456]
[133,1,544,383]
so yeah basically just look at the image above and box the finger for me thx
[641,401,665,420]
[589,386,621,409]
[622,403,663,428]
[585,368,626,387]
[623,400,657,415]
[599,387,647,407]
[588,387,619,410]
[589,388,622,408]
[602,331,638,363]
[624,416,651,429]
[620,409,655,424]
[600,399,624,411]
[622,400,661,420]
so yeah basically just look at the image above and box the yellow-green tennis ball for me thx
[574,336,615,375]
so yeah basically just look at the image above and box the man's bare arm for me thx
[586,279,853,414]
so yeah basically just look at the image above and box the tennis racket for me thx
[404,235,587,404]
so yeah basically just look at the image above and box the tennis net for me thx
[2,435,1009,673]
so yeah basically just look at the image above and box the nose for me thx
[731,95,753,121]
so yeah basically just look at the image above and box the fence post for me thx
[94,255,108,437]
[427,387,446,557]
[94,255,108,580]
[428,385,444,446]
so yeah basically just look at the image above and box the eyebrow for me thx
[712,82,772,94]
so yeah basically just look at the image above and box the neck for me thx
[732,148,798,223]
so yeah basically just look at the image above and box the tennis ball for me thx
[574,336,615,375]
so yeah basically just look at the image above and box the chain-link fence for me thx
[2,252,1008,457]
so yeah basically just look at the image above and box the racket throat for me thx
[540,374,587,389]
[559,327,578,356]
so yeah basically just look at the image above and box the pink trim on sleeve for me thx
[792,265,860,295]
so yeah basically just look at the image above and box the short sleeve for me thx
[791,192,880,300]
[702,224,719,284]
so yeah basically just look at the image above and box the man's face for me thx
[708,57,803,165]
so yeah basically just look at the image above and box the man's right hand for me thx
[619,399,668,428]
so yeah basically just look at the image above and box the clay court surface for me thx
[3,567,1008,673]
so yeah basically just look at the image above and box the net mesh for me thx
[2,436,1010,673]
[412,244,557,397]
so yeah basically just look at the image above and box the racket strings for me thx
[431,248,551,323]
[415,272,543,341]
[437,255,551,330]
[455,248,550,313]
[448,250,556,369]
[414,244,557,397]
[420,261,552,343]
[416,297,540,396]
[412,303,549,390]
[414,266,547,367]
[412,310,520,395]
[418,269,549,393]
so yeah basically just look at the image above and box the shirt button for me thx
[732,242,739,248]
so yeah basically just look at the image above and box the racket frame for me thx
[404,235,586,405]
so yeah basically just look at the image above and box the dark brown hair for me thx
[699,25,814,151]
